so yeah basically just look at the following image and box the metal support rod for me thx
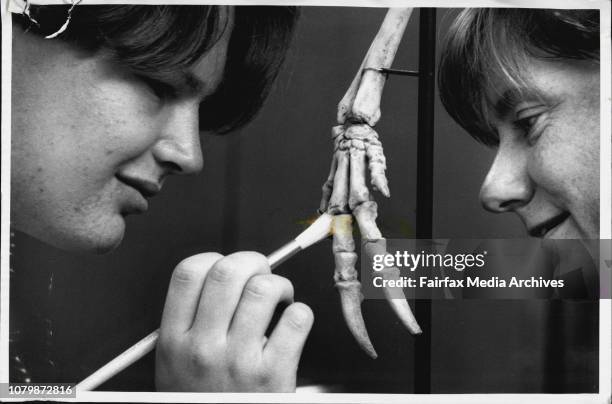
[414,8,436,394]
[378,67,420,77]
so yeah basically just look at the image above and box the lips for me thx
[528,211,571,238]
[116,175,161,197]
[116,174,161,212]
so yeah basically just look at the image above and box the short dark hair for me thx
[438,9,599,145]
[15,5,299,133]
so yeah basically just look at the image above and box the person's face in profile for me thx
[11,18,233,253]
[479,57,600,239]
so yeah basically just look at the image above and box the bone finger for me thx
[345,125,389,197]
[332,214,355,253]
[356,205,421,334]
[337,281,378,359]
[352,200,383,239]
[332,125,346,152]
[379,265,421,334]
[334,250,377,359]
[385,292,422,335]
[363,238,422,334]
[333,218,377,358]
[327,151,350,215]
[348,145,371,211]
[350,8,414,126]
[319,153,338,214]
[365,140,390,197]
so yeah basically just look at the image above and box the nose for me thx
[152,102,204,175]
[479,143,534,213]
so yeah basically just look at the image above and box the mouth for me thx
[116,174,161,213]
[528,211,571,238]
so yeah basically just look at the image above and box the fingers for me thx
[161,252,224,335]
[353,200,383,239]
[348,144,371,211]
[332,214,355,253]
[328,150,350,215]
[264,302,314,372]
[363,239,422,335]
[385,293,422,335]
[365,137,390,197]
[229,274,294,348]
[337,281,377,359]
[191,251,271,336]
[319,153,338,214]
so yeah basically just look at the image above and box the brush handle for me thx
[76,330,159,391]
[76,241,304,391]
[267,240,301,269]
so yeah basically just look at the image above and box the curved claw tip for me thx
[372,179,390,198]
[337,283,378,359]
[386,297,421,335]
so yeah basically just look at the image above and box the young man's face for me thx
[479,57,600,239]
[11,22,232,253]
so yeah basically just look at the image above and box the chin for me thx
[46,218,126,254]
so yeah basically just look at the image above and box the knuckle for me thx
[157,331,181,352]
[244,275,277,299]
[284,303,314,331]
[228,355,266,383]
[208,260,240,284]
[173,253,223,283]
[187,339,221,370]
[226,251,271,275]
[276,275,294,298]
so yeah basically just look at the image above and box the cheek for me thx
[529,121,599,208]
[77,81,162,158]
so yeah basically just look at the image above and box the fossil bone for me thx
[354,202,422,334]
[320,7,420,357]
[337,8,414,126]
[332,215,377,358]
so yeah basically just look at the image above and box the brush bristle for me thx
[294,213,333,249]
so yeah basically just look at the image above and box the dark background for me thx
[10,7,598,393]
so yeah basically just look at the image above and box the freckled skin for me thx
[11,22,231,253]
[480,58,600,239]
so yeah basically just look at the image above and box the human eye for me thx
[513,105,548,145]
[136,75,177,100]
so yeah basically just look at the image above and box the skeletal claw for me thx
[337,281,378,359]
[328,151,350,215]
[319,154,338,214]
[348,146,371,211]
[363,239,422,335]
[332,125,346,152]
[352,201,383,239]
[333,219,377,358]
[332,214,355,253]
[384,293,422,335]
[365,141,390,197]
[344,125,389,197]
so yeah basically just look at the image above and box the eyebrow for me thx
[491,86,553,119]
[179,71,207,95]
[147,70,211,100]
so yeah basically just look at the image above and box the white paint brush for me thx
[76,213,333,391]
